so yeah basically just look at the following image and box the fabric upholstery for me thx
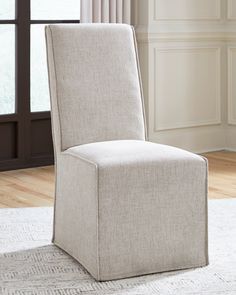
[60,140,208,280]
[45,24,146,151]
[54,154,98,278]
[46,24,208,281]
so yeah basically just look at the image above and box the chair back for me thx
[46,24,146,151]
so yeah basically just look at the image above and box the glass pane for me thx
[0,25,15,115]
[31,25,50,112]
[0,0,15,19]
[31,0,80,20]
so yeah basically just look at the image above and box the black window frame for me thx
[0,0,80,171]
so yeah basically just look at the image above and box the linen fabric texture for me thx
[45,24,208,281]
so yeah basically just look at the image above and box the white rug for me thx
[0,199,236,295]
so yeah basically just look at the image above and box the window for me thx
[0,0,80,170]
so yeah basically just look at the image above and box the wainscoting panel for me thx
[134,0,236,152]
[153,46,221,131]
[154,0,221,21]
[228,47,236,125]
[227,0,236,20]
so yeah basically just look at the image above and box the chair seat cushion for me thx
[64,140,204,168]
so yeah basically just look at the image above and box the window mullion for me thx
[16,0,31,160]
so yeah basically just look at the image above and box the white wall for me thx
[133,0,236,153]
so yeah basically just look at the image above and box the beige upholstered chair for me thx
[46,24,208,281]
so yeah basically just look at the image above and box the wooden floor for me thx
[202,151,236,199]
[0,166,55,208]
[0,151,235,208]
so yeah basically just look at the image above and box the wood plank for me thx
[203,151,236,199]
[0,165,54,208]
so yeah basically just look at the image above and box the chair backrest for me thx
[46,24,146,152]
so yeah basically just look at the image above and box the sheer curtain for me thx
[80,0,131,24]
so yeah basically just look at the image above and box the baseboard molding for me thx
[196,148,236,154]
[224,148,236,152]
[194,148,225,154]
